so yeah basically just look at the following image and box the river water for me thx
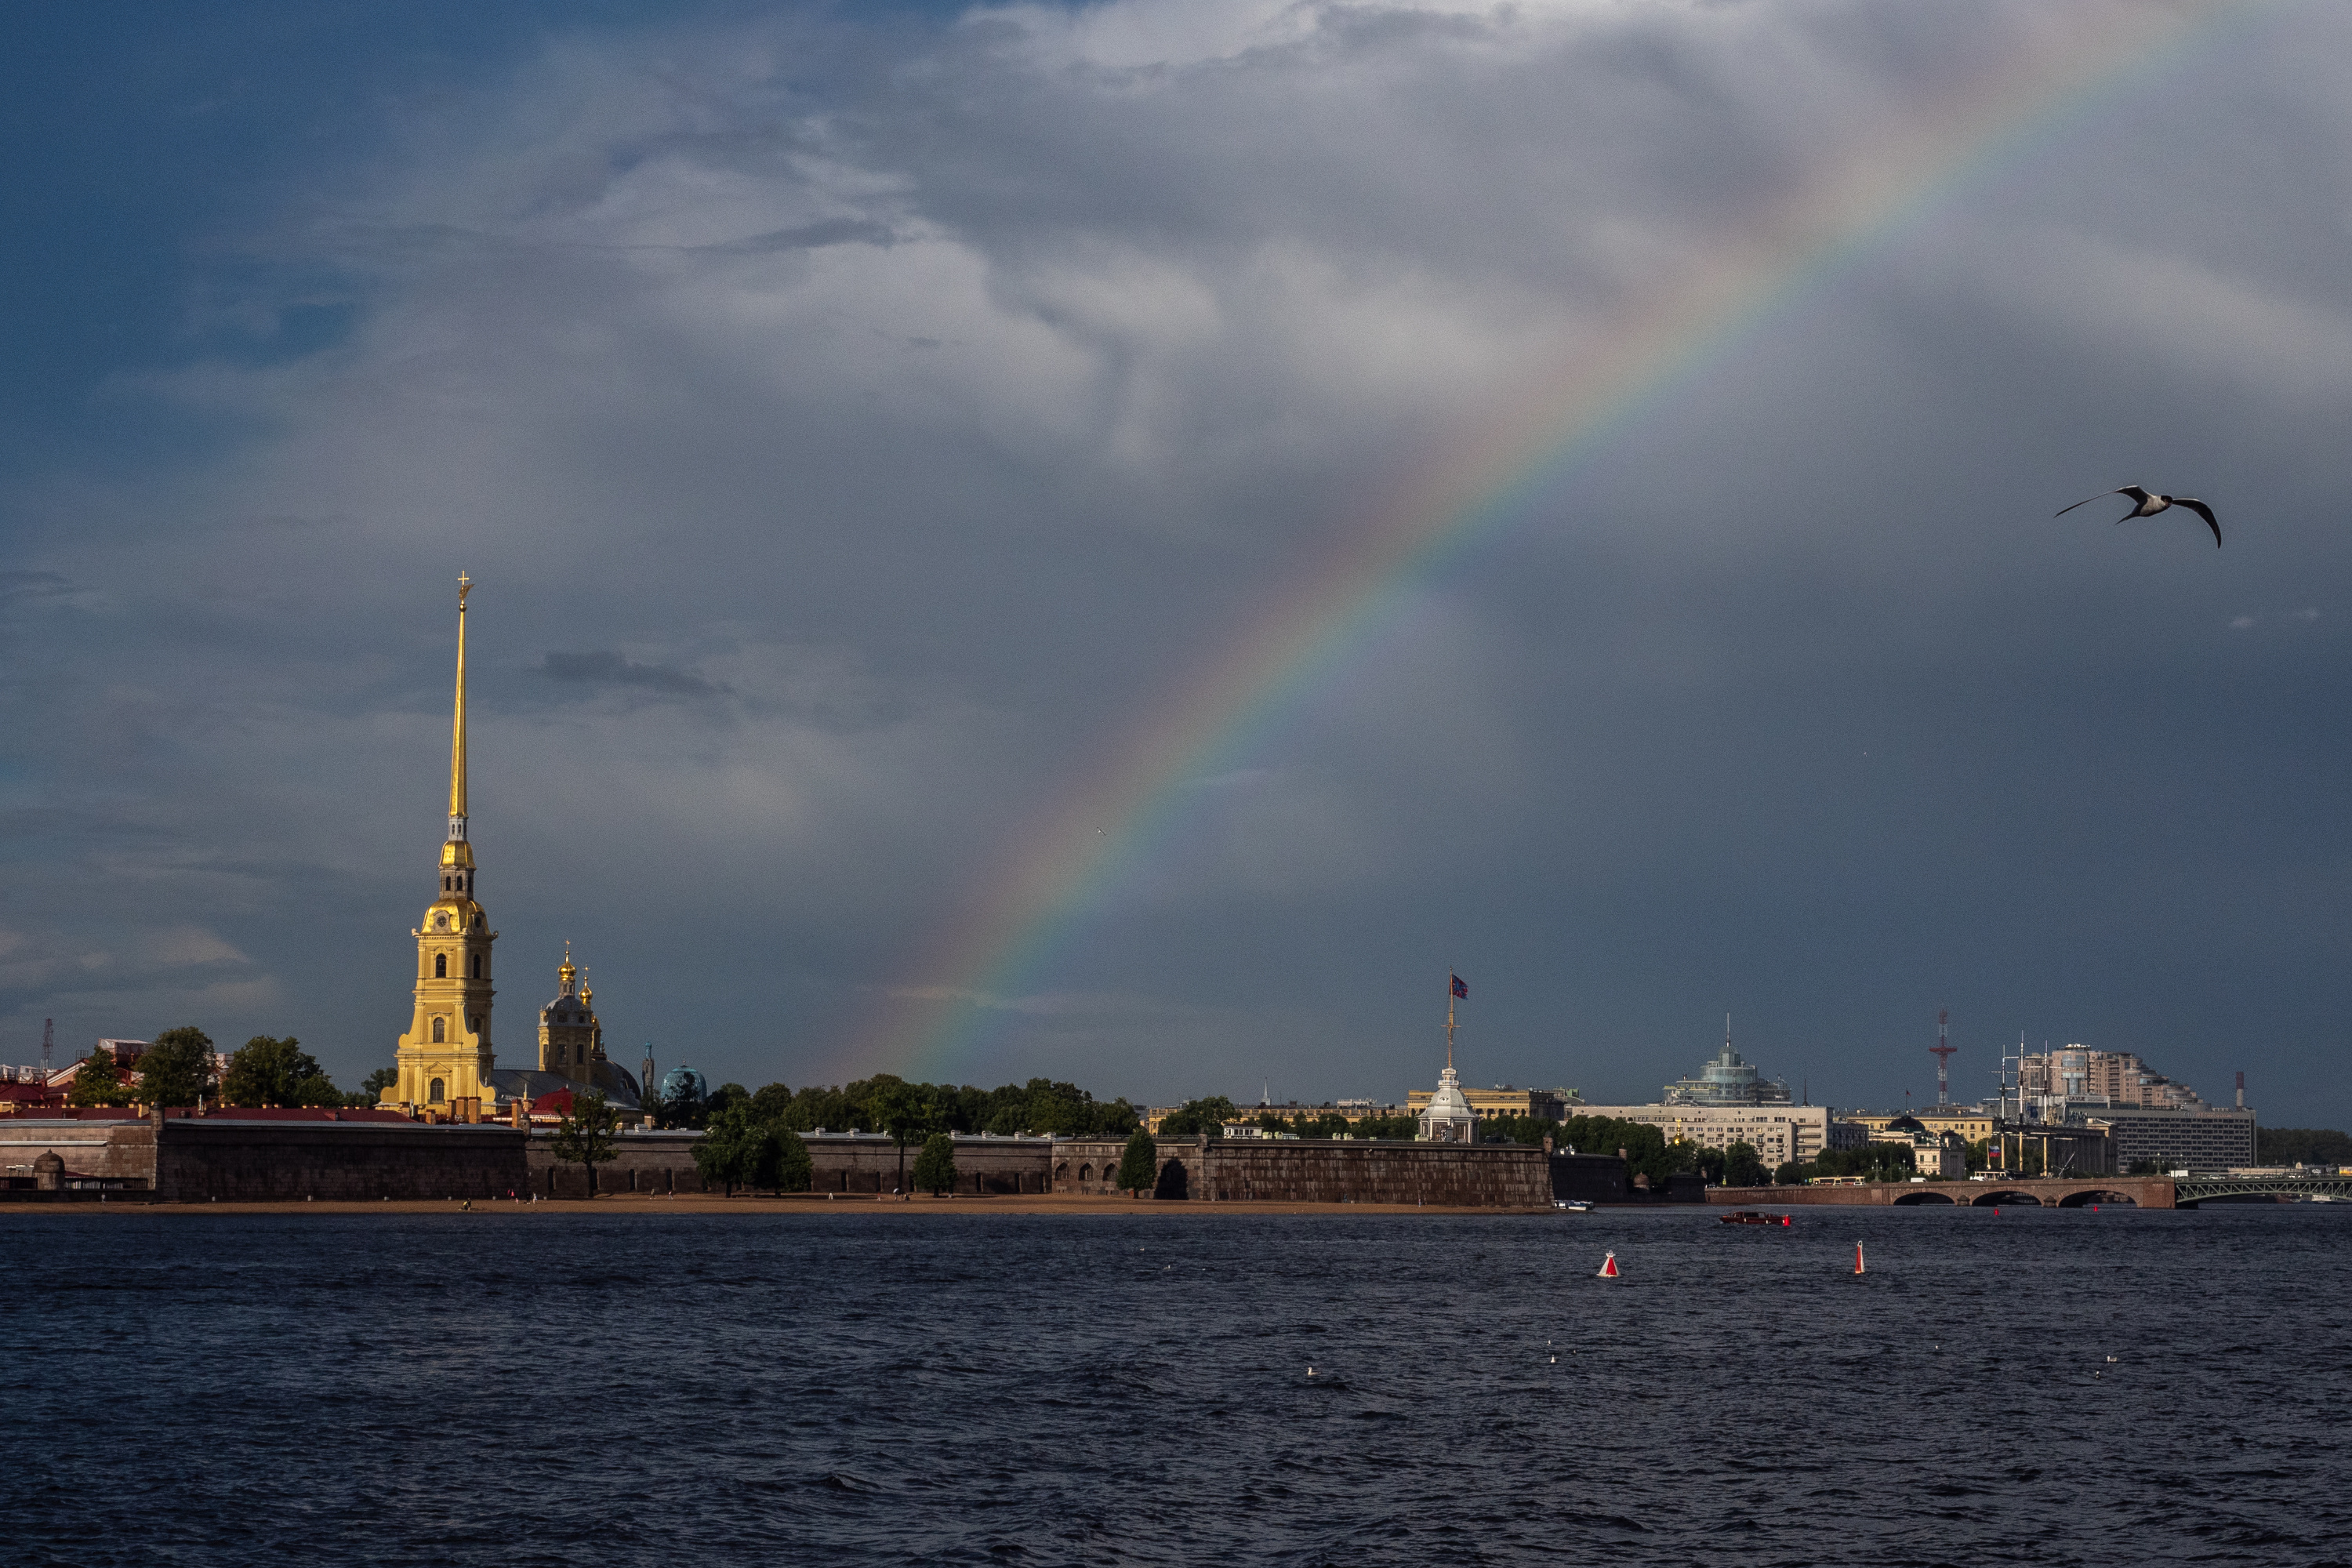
[5,1203,2346,1566]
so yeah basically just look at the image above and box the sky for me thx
[4,0,2350,1125]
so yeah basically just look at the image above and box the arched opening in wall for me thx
[1154,1159,1189,1200]
[432,1017,445,1042]
[1893,1190,1956,1205]
[1079,1164,1092,1183]
[1971,1191,2042,1207]
[2057,1189,2138,1207]
[429,1078,445,1103]
[435,953,447,978]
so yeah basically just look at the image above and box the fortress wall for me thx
[1172,1138,1552,1207]
[2,1123,155,1190]
[1548,1152,1632,1204]
[1054,1139,1133,1193]
[524,1130,1062,1196]
[800,1135,1053,1195]
[530,1128,710,1197]
[153,1120,528,1202]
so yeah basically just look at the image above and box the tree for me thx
[1156,1097,1236,1138]
[748,1082,795,1123]
[68,1051,132,1108]
[550,1089,622,1195]
[222,1036,340,1107]
[2126,1157,2162,1176]
[1115,1128,1159,1196]
[870,1076,935,1193]
[1723,1142,1766,1189]
[136,1027,218,1107]
[692,1099,761,1192]
[911,1131,957,1195]
[1772,1160,1805,1185]
[358,1067,399,1107]
[760,1124,814,1193]
[2256,1127,2352,1167]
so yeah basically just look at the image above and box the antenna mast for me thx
[41,1017,53,1081]
[1929,1007,1956,1107]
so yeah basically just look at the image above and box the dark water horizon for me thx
[6,1203,2347,1567]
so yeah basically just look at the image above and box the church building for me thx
[486,946,642,1109]
[386,574,499,1113]
[382,575,640,1116]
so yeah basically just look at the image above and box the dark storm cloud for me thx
[539,650,726,697]
[2,0,2349,1127]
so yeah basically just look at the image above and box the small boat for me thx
[1718,1209,1791,1227]
[1554,1199,1592,1212]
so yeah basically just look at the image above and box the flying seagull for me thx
[2056,485,2220,547]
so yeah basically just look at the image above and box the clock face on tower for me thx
[435,913,450,931]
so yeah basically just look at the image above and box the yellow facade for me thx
[387,574,499,1108]
[1849,1109,1995,1143]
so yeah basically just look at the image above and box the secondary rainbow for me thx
[840,0,2259,1083]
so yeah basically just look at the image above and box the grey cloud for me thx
[9,1,2352,1124]
[700,218,898,255]
[539,651,726,696]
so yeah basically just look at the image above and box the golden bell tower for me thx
[387,573,498,1109]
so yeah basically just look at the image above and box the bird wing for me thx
[2172,497,2220,546]
[2055,487,2137,517]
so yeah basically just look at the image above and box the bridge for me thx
[1715,1174,2352,1209]
[1711,1178,2177,1208]
[2172,1171,2352,1206]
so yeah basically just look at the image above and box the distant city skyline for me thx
[2,2,2348,1127]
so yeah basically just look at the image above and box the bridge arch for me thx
[2057,1189,2136,1208]
[1154,1158,1189,1200]
[1893,1190,1956,1205]
[1970,1190,2042,1207]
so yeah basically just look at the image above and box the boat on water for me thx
[1718,1210,1791,1227]
[1554,1199,1592,1212]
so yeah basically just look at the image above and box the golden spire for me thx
[448,572,470,824]
[560,940,576,994]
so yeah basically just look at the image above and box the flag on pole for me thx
[1450,974,1468,1000]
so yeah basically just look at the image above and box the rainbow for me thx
[840,0,2258,1084]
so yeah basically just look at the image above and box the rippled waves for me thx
[5,1204,2347,1566]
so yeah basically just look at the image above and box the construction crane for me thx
[41,1018,53,1083]
[1929,1008,1956,1107]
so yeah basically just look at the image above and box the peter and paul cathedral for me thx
[387,573,499,1113]
[382,575,643,1116]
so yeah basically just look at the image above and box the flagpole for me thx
[1445,967,1456,1073]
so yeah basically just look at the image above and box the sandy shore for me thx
[7,1192,1561,1218]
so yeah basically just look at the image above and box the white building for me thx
[1417,1065,1479,1144]
[1566,1103,1833,1171]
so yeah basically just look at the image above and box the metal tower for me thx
[1928,1008,1956,1106]
[40,1018,53,1083]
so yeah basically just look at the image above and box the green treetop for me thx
[221,1036,341,1108]
[136,1027,218,1107]
[1115,1127,1159,1195]
[911,1131,957,1195]
[67,1051,132,1108]
[550,1090,622,1193]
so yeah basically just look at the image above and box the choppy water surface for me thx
[5,1203,2347,1566]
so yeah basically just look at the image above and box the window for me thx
[470,953,481,979]
[435,913,448,931]
[434,953,447,978]
[432,1017,445,1043]
[429,1078,445,1103]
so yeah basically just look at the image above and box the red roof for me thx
[0,1105,418,1123]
